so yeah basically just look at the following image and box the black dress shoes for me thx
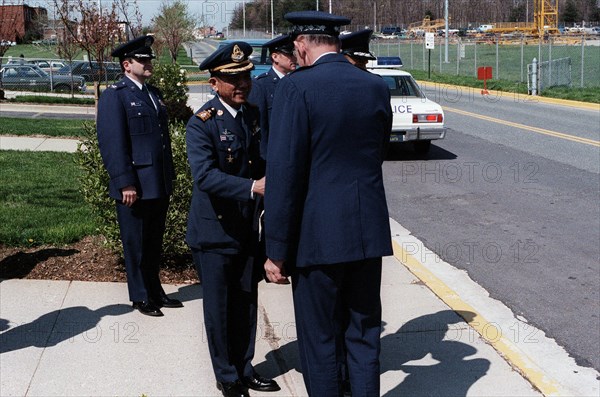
[241,373,281,392]
[132,301,163,317]
[216,380,250,397]
[150,293,183,308]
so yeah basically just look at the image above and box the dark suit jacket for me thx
[185,97,265,255]
[248,68,280,158]
[265,53,393,267]
[97,77,174,200]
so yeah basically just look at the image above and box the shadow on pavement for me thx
[0,304,130,354]
[173,282,204,304]
[385,141,457,161]
[381,310,490,396]
[0,248,79,279]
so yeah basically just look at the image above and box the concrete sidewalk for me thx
[0,250,539,397]
[2,97,597,396]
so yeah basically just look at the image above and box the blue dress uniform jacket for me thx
[265,53,393,267]
[96,77,175,304]
[97,78,174,200]
[247,68,280,158]
[185,97,264,256]
[186,96,265,383]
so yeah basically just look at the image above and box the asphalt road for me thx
[383,87,600,371]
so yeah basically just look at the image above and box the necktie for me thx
[142,85,157,112]
[235,111,248,141]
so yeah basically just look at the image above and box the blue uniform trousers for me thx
[192,249,258,383]
[292,258,383,397]
[115,198,168,302]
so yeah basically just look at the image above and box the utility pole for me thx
[444,0,449,63]
[373,2,376,33]
[270,0,274,38]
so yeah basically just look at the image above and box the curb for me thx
[416,80,599,111]
[391,239,562,396]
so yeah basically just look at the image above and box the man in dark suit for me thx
[340,29,377,70]
[97,35,183,317]
[263,11,393,396]
[185,42,280,397]
[247,34,296,159]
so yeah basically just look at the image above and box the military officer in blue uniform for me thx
[185,42,280,397]
[247,34,296,159]
[263,11,393,396]
[97,35,182,317]
[340,29,377,70]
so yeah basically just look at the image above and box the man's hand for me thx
[264,258,290,284]
[121,185,137,207]
[252,177,265,196]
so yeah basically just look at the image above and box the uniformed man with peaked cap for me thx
[263,11,393,396]
[185,42,279,397]
[340,29,377,70]
[96,35,182,317]
[248,34,297,159]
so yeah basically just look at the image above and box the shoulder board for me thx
[254,72,269,80]
[195,107,216,122]
[112,80,127,90]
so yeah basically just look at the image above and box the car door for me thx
[20,66,49,90]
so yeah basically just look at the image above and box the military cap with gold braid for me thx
[199,41,254,75]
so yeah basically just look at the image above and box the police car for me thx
[368,57,446,154]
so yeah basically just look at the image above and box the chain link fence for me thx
[371,36,600,89]
[0,56,126,95]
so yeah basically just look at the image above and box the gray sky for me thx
[135,0,243,30]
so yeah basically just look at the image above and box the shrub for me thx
[77,63,193,257]
[148,63,193,124]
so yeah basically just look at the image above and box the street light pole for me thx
[243,0,246,37]
[444,0,449,63]
[271,0,274,38]
[373,1,376,33]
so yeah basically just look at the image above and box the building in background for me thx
[0,4,47,43]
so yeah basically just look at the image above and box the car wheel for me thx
[54,84,71,93]
[413,140,431,154]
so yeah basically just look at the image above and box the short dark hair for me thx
[300,34,340,48]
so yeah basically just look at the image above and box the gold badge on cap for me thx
[231,45,244,63]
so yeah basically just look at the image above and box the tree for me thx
[116,0,143,40]
[54,0,121,89]
[152,0,196,64]
[562,0,580,23]
[0,0,23,99]
[54,1,81,97]
[509,4,526,22]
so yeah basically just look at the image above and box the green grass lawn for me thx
[0,151,97,246]
[3,43,193,65]
[0,117,88,138]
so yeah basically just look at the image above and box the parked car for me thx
[57,60,122,82]
[6,59,66,72]
[0,64,86,93]
[367,57,446,154]
[217,39,271,77]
